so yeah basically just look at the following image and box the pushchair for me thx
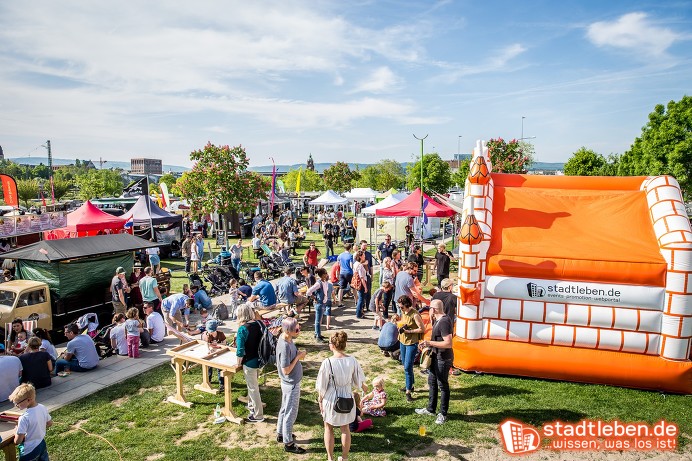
[188,272,209,292]
[73,313,99,338]
[92,323,116,359]
[203,266,236,297]
[259,244,284,278]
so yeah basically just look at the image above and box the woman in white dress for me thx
[315,331,367,461]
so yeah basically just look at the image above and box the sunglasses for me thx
[14,397,29,408]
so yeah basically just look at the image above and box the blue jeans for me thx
[55,357,95,373]
[356,287,367,318]
[19,438,49,461]
[231,258,241,275]
[400,343,418,392]
[314,302,327,338]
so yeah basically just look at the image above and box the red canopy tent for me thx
[375,188,455,217]
[43,200,130,239]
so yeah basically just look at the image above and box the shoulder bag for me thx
[327,358,355,414]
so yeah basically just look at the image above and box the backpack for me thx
[256,321,277,368]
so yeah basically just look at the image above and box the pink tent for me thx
[375,188,455,217]
[44,200,130,239]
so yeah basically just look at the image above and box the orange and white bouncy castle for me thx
[455,140,692,394]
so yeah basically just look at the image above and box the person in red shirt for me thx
[329,261,341,303]
[303,242,321,273]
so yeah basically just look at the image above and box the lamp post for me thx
[413,134,428,241]
[521,116,525,141]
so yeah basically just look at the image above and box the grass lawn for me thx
[50,227,687,460]
[44,338,690,460]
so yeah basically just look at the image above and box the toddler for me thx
[9,383,52,461]
[361,376,387,417]
[187,308,209,335]
[12,331,28,355]
[182,284,193,326]
[125,307,143,358]
[349,392,373,433]
[228,279,239,320]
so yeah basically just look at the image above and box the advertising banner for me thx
[485,275,665,310]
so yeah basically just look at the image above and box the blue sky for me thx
[0,1,690,168]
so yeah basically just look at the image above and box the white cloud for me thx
[586,12,679,57]
[350,66,404,94]
[432,43,527,84]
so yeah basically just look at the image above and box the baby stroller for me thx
[258,244,284,278]
[92,323,116,359]
[188,272,209,293]
[204,266,236,297]
[73,313,99,338]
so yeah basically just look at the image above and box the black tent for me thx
[2,233,159,262]
[121,195,182,226]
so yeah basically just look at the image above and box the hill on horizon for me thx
[249,161,565,173]
[8,156,190,173]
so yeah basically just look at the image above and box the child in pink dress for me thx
[361,376,387,417]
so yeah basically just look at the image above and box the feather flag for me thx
[0,174,19,208]
[270,157,276,213]
[159,182,170,210]
[296,167,301,197]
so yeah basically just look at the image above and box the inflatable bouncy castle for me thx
[455,140,692,394]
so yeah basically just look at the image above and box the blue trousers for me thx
[55,357,95,373]
[231,258,241,275]
[356,287,367,318]
[400,343,418,391]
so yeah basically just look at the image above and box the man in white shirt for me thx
[109,313,128,356]
[145,303,166,343]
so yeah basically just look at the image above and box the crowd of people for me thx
[1,210,460,460]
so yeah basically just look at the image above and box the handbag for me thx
[327,359,355,414]
[420,347,433,370]
[350,271,362,291]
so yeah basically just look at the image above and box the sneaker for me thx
[371,325,380,330]
[415,408,435,416]
[399,386,414,393]
[317,335,327,341]
[337,304,345,308]
[284,443,306,454]
[315,337,326,344]
[383,351,390,357]
[218,386,225,393]
[435,413,447,425]
[246,415,265,423]
[406,393,414,403]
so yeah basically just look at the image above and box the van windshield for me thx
[0,290,17,308]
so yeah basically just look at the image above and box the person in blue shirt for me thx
[275,267,309,315]
[162,293,194,330]
[190,285,213,310]
[336,243,353,307]
[249,271,277,307]
[55,324,99,374]
[238,278,253,301]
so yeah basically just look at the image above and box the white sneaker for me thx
[435,413,447,425]
[415,408,434,416]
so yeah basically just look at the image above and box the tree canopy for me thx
[563,148,606,176]
[74,169,124,199]
[280,168,323,193]
[356,159,405,191]
[487,138,533,173]
[322,162,359,193]
[619,95,692,199]
[406,153,452,194]
[175,143,268,215]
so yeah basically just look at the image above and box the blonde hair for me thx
[27,336,42,350]
[236,303,255,324]
[353,391,362,409]
[126,307,139,319]
[372,376,385,389]
[9,383,35,405]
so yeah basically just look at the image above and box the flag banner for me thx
[296,168,301,197]
[50,176,55,204]
[160,182,170,209]
[0,174,19,207]
[123,177,148,197]
[270,160,276,212]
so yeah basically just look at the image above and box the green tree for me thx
[619,96,692,199]
[375,159,405,191]
[406,153,452,194]
[322,162,358,193]
[600,154,621,176]
[74,169,125,199]
[451,159,471,188]
[564,148,606,176]
[17,179,40,207]
[46,179,73,201]
[0,160,25,180]
[487,138,533,173]
[280,168,323,193]
[175,143,269,214]
[32,164,51,180]
[158,173,178,189]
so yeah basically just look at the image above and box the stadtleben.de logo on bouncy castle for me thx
[499,419,679,455]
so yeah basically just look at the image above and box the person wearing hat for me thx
[111,266,129,315]
[202,319,227,391]
[128,263,145,312]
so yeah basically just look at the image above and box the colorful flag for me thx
[270,158,276,212]
[0,174,19,207]
[122,177,148,197]
[296,168,301,197]
[159,182,170,209]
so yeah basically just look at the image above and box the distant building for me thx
[307,154,315,171]
[131,158,162,175]
[0,145,4,160]
[446,153,472,171]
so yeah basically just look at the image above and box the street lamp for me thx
[521,116,525,141]
[413,134,428,241]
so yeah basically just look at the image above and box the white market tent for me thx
[344,188,378,201]
[309,190,348,206]
[360,193,409,215]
